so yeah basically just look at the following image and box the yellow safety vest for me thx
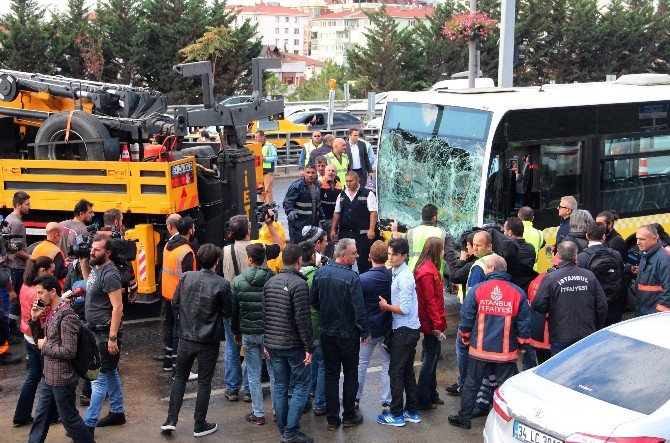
[407,224,447,271]
[325,152,349,184]
[303,142,321,167]
[161,244,195,301]
[261,142,277,171]
[522,220,544,271]
[465,253,499,295]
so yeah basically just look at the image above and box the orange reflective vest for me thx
[527,273,550,350]
[161,244,195,301]
[31,240,64,261]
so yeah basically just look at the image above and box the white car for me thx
[484,312,670,443]
[345,92,391,112]
[283,105,328,117]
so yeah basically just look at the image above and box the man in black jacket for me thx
[263,244,314,443]
[532,241,608,356]
[162,244,231,438]
[595,211,628,261]
[503,217,538,293]
[345,128,373,183]
[283,163,325,244]
[311,238,370,430]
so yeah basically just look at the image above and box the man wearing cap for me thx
[283,163,325,245]
[302,226,330,266]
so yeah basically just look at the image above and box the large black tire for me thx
[34,111,110,161]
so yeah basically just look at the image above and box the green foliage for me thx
[288,61,348,101]
[0,0,53,72]
[265,75,290,97]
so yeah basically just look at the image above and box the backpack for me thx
[586,248,624,303]
[58,312,101,381]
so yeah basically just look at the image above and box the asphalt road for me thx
[0,176,488,442]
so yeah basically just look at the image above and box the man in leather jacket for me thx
[162,244,231,438]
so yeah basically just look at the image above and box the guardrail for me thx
[248,128,380,174]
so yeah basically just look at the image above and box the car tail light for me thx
[493,388,511,422]
[566,434,665,443]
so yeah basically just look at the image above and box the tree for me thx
[50,0,93,78]
[180,26,234,76]
[0,0,53,72]
[289,61,348,101]
[346,6,423,92]
[94,0,143,84]
[265,75,290,97]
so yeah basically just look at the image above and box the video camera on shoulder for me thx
[68,224,137,266]
[0,216,23,258]
[68,224,98,259]
[256,203,278,225]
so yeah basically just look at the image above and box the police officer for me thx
[330,172,377,274]
[448,255,530,430]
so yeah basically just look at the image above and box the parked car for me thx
[484,312,670,443]
[284,105,328,117]
[345,92,391,113]
[286,110,363,130]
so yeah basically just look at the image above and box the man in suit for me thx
[345,128,372,184]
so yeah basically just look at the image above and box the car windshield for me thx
[377,102,491,236]
[535,330,670,415]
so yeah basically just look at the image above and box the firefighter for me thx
[633,224,670,315]
[448,255,531,430]
[31,222,67,281]
[282,163,325,244]
[524,271,552,370]
[161,217,197,378]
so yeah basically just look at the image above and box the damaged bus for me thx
[377,74,670,270]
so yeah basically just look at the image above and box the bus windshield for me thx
[378,102,492,236]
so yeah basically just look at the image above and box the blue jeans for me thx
[418,334,441,408]
[243,334,267,417]
[29,380,94,443]
[356,336,391,404]
[14,339,45,423]
[223,319,249,394]
[455,335,469,387]
[84,368,125,427]
[268,348,310,439]
[310,343,326,409]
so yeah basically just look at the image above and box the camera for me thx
[68,224,98,259]
[0,218,22,257]
[256,202,278,225]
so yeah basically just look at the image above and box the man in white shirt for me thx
[345,128,373,184]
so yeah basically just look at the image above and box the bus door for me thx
[505,139,584,230]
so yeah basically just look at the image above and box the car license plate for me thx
[513,421,563,443]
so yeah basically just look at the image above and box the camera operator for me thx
[80,234,126,434]
[98,209,138,303]
[59,199,94,256]
[6,191,31,334]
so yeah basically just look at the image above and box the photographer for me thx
[98,209,138,302]
[80,234,126,434]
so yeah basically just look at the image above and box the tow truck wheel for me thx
[34,111,110,161]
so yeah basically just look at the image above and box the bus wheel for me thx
[34,111,112,161]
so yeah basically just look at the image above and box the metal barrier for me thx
[247,128,379,174]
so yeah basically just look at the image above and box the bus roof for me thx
[387,78,670,114]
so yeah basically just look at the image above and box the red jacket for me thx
[20,284,48,336]
[415,260,447,334]
[527,273,550,350]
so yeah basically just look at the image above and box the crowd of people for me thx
[1,161,669,442]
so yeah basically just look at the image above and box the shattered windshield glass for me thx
[378,102,491,237]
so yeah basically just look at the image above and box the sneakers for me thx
[188,372,198,381]
[243,393,252,403]
[79,395,90,407]
[377,412,405,427]
[448,414,471,429]
[403,410,421,423]
[225,389,240,401]
[245,412,266,425]
[97,412,126,427]
[343,414,364,428]
[193,421,218,437]
[446,383,462,396]
[381,403,391,414]
[313,407,326,416]
[161,419,177,432]
[281,431,314,443]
